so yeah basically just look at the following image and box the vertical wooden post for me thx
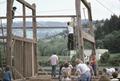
[22,4,26,77]
[32,4,37,41]
[75,0,84,62]
[6,0,13,66]
[87,3,93,36]
[23,4,26,38]
[71,17,76,50]
[32,4,37,76]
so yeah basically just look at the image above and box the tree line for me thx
[95,15,120,53]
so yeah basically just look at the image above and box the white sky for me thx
[0,0,120,21]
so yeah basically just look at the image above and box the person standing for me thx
[76,59,91,81]
[90,54,97,76]
[3,66,12,81]
[49,53,59,78]
[86,62,94,81]
[67,22,74,50]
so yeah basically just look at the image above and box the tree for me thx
[95,15,120,53]
[100,52,110,64]
[103,30,120,53]
[37,32,68,56]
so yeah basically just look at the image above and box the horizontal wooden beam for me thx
[81,0,92,21]
[81,0,90,10]
[16,0,35,10]
[0,36,37,43]
[82,31,95,43]
[13,36,37,43]
[0,36,7,39]
[0,15,76,19]
[0,26,67,29]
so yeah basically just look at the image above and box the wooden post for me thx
[22,4,26,77]
[87,3,93,36]
[23,4,26,38]
[32,4,37,41]
[71,17,76,50]
[6,0,13,66]
[32,4,37,76]
[75,0,84,62]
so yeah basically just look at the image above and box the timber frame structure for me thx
[0,0,37,79]
[75,0,96,62]
[0,0,96,79]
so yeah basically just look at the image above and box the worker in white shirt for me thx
[49,53,59,78]
[75,58,91,81]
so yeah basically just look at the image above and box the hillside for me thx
[1,20,95,39]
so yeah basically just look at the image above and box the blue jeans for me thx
[79,71,91,81]
[92,64,96,76]
[51,65,57,77]
[3,79,10,81]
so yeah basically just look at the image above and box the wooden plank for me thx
[32,4,37,76]
[23,4,26,37]
[12,36,37,43]
[6,0,13,66]
[75,0,84,62]
[24,42,32,77]
[81,0,92,22]
[82,31,95,43]
[0,36,7,39]
[81,0,90,11]
[16,0,35,10]
[0,15,77,19]
[0,26,67,29]
[32,4,37,41]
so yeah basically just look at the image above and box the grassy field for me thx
[110,53,120,58]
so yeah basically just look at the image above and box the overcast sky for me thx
[0,0,120,21]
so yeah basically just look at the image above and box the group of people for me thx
[98,67,120,81]
[49,53,120,81]
[49,53,97,81]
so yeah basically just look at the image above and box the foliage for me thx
[40,38,67,56]
[37,30,68,56]
[99,53,120,66]
[108,53,120,66]
[100,52,110,63]
[95,15,120,53]
[108,55,120,66]
[103,30,120,53]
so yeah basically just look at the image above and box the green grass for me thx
[110,53,120,58]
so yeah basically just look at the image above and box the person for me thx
[105,68,115,77]
[49,53,59,78]
[98,69,110,81]
[75,58,91,81]
[86,62,94,81]
[67,22,74,50]
[115,68,119,73]
[67,22,73,34]
[3,66,12,81]
[61,62,72,81]
[90,54,97,76]
[98,75,110,81]
[111,72,119,81]
[12,7,17,19]
[59,63,64,81]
